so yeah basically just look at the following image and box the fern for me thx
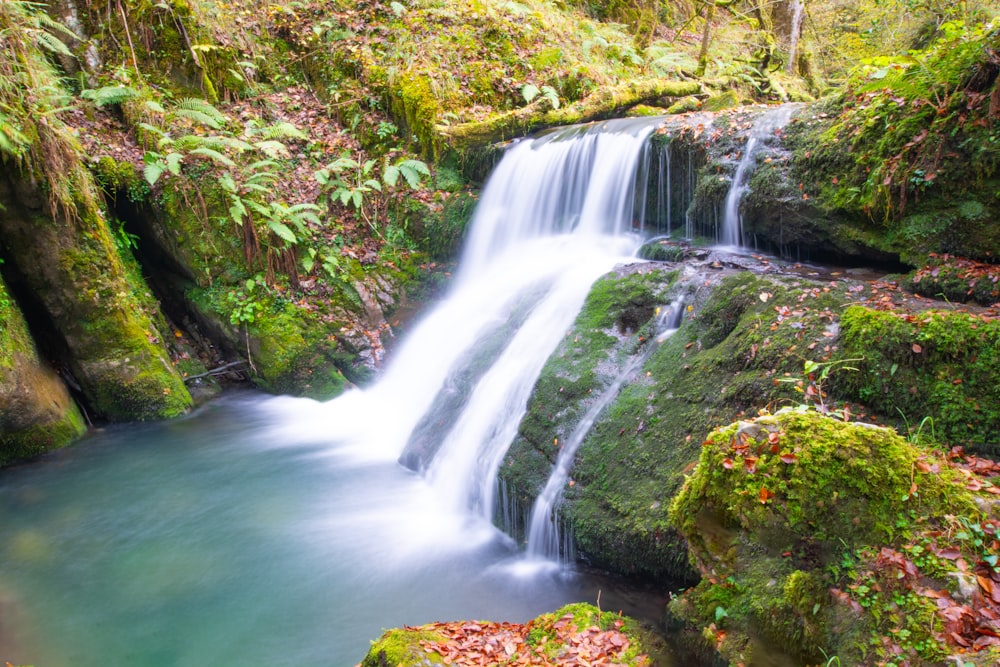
[82,85,142,107]
[267,219,297,244]
[187,147,236,167]
[645,43,698,76]
[384,158,431,188]
[33,29,75,58]
[521,83,540,104]
[172,98,228,129]
[252,121,307,141]
[253,139,291,159]
[0,110,29,157]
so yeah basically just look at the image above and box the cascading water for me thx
[524,298,686,561]
[347,117,664,521]
[720,106,797,247]
[787,0,805,75]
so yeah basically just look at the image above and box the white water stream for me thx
[315,117,664,516]
[525,298,685,561]
[720,107,797,247]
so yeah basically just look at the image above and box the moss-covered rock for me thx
[0,174,191,422]
[500,265,677,537]
[0,274,86,464]
[358,603,657,667]
[783,24,1000,265]
[559,268,856,581]
[837,305,1000,447]
[668,409,986,666]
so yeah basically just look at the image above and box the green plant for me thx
[777,358,862,415]
[314,152,430,239]
[137,96,320,284]
[0,0,99,221]
[520,82,560,109]
[226,277,265,325]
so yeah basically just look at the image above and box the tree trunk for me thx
[696,1,715,77]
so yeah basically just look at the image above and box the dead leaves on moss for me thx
[410,613,647,667]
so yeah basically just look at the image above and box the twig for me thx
[182,360,248,383]
[117,0,141,78]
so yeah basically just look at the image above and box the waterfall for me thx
[524,299,685,561]
[324,117,662,526]
[787,0,805,75]
[720,106,797,247]
[660,142,671,236]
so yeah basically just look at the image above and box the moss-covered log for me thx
[435,80,702,151]
[0,273,85,464]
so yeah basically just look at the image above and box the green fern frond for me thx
[253,121,307,141]
[82,85,141,107]
[0,111,29,157]
[33,29,74,58]
[395,158,430,188]
[188,146,236,167]
[172,98,228,129]
[253,139,290,159]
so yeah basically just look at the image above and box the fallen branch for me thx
[183,360,248,383]
[435,79,702,151]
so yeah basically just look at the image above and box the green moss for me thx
[190,283,352,400]
[672,411,975,552]
[407,190,477,261]
[560,271,858,580]
[907,256,1000,307]
[0,277,86,465]
[785,25,1000,261]
[501,267,677,515]
[837,305,1000,446]
[92,156,150,203]
[669,410,981,665]
[390,74,443,158]
[360,627,448,667]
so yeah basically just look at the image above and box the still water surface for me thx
[0,391,668,667]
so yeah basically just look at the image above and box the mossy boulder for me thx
[0,275,86,464]
[500,265,677,537]
[782,26,1000,265]
[668,410,983,666]
[557,268,857,581]
[358,603,657,667]
[0,174,191,422]
[836,305,1000,448]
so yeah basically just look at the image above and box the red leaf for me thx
[950,631,972,647]
[722,457,734,469]
[780,452,799,464]
[912,343,923,353]
[744,456,758,473]
[759,486,774,503]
